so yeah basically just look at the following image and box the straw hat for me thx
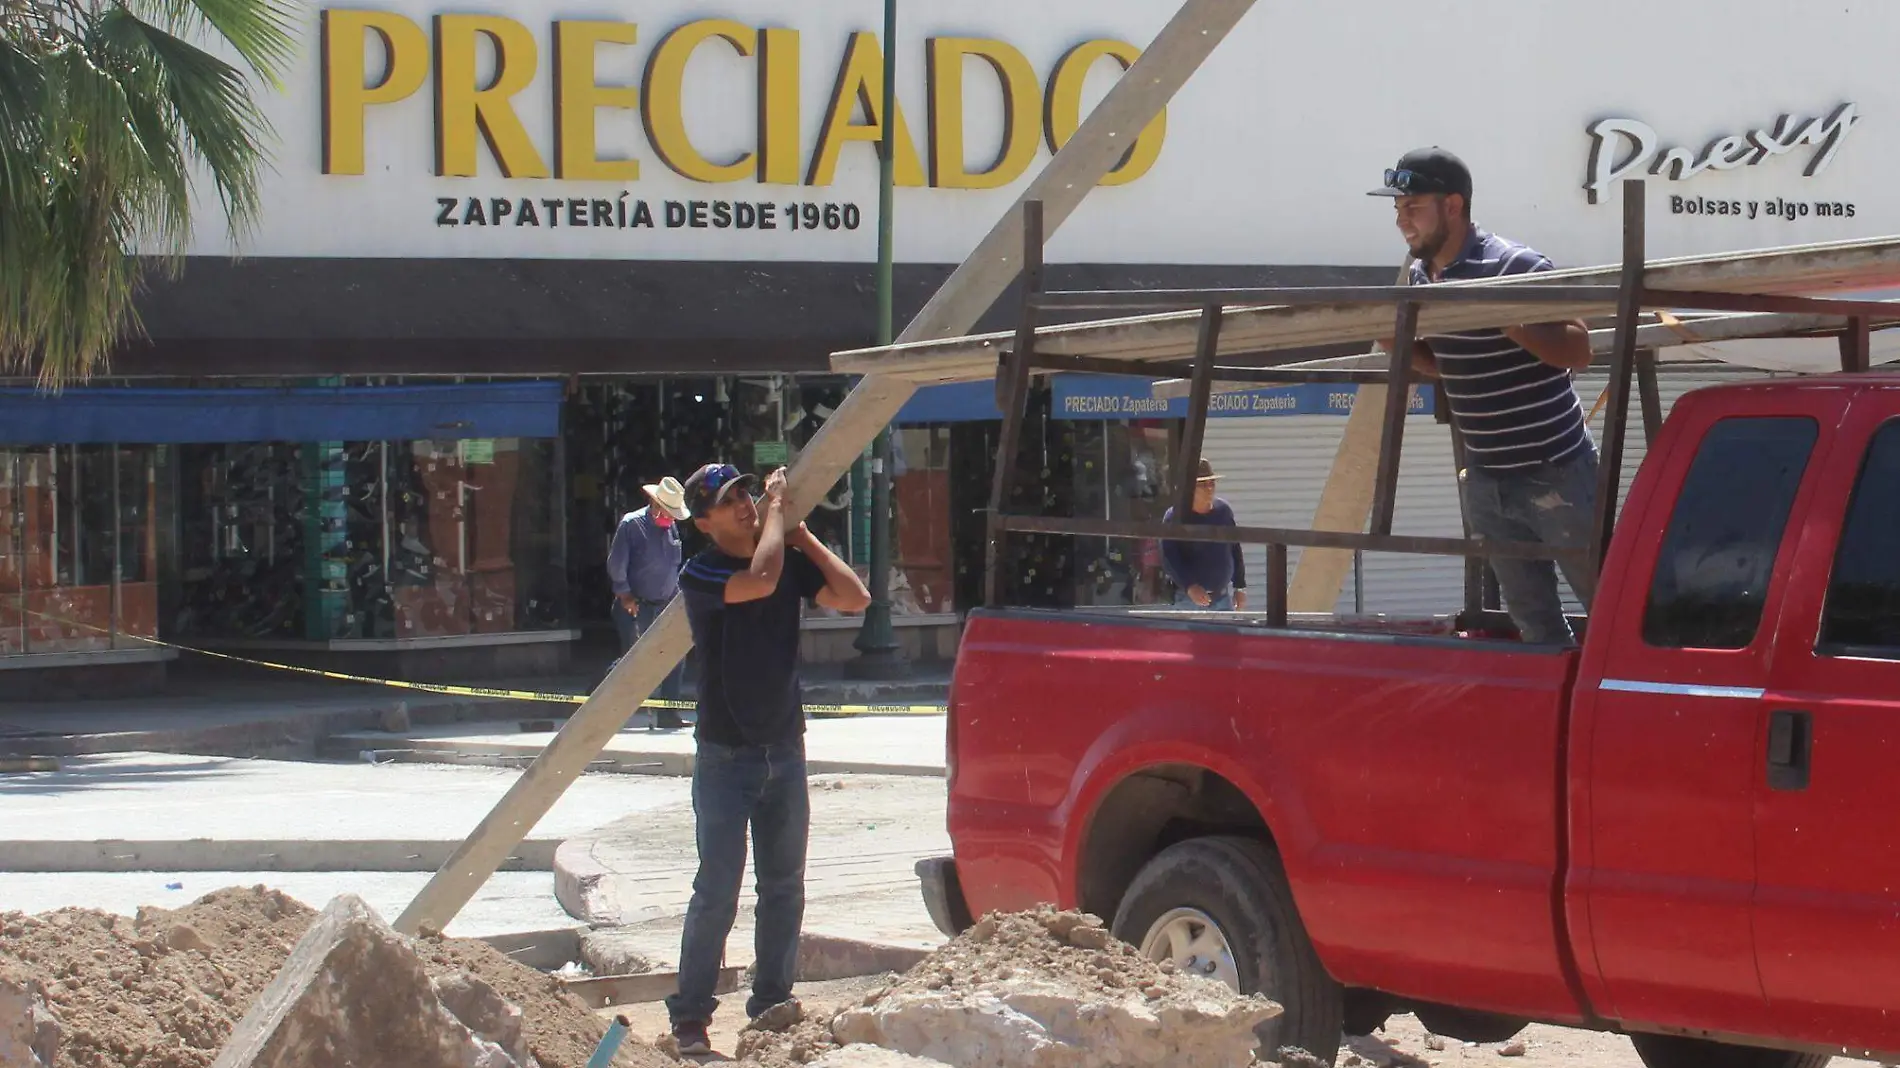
[643,476,691,520]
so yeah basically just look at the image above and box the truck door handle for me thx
[1767,710,1812,792]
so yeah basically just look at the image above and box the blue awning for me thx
[893,380,1002,424]
[0,383,563,444]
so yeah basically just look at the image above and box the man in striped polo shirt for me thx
[1369,147,1598,644]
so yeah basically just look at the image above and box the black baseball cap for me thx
[1368,147,1473,200]
[682,462,757,515]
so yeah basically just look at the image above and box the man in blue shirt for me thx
[1369,147,1597,644]
[664,462,870,1057]
[1161,458,1248,611]
[606,475,690,726]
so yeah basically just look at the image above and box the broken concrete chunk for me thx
[832,984,1277,1068]
[810,1045,956,1067]
[577,928,656,978]
[0,976,61,1068]
[432,971,532,1065]
[209,894,530,1068]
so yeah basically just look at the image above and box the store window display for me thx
[889,426,953,615]
[174,437,567,642]
[1,445,160,654]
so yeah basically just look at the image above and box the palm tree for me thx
[0,0,293,387]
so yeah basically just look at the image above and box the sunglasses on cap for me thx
[689,462,754,510]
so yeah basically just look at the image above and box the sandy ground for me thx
[563,774,951,971]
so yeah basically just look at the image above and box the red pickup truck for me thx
[918,373,1900,1068]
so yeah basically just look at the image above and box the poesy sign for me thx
[1582,104,1859,204]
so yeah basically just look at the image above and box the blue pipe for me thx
[585,1015,631,1068]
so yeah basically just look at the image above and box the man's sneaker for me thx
[671,1020,711,1056]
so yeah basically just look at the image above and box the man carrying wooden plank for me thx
[664,462,871,1056]
[1370,147,1598,644]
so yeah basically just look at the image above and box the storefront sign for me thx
[320,10,1165,190]
[1051,376,1434,421]
[1583,103,1859,204]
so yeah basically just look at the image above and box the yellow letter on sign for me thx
[757,28,801,185]
[322,9,429,175]
[435,14,549,178]
[1044,40,1166,186]
[554,21,640,181]
[926,37,1040,190]
[644,19,756,183]
[806,31,924,188]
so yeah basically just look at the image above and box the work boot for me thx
[656,709,687,730]
[671,1019,711,1056]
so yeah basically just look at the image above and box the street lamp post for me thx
[848,0,907,679]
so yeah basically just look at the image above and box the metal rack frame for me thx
[983,179,1897,626]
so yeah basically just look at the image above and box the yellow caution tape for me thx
[18,608,945,717]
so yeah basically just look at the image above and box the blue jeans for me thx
[1461,447,1600,646]
[612,597,685,701]
[666,739,810,1025]
[1174,588,1235,610]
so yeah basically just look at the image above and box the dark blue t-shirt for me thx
[678,546,826,747]
[1160,498,1247,594]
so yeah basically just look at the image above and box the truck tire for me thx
[1112,836,1344,1065]
[1631,1034,1831,1068]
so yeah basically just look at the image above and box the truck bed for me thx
[949,607,1593,1022]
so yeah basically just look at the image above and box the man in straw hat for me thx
[607,474,692,727]
[1161,458,1248,611]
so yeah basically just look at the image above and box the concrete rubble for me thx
[737,906,1283,1068]
[0,976,61,1068]
[209,894,535,1068]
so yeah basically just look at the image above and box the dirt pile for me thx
[0,886,668,1068]
[735,906,1281,1068]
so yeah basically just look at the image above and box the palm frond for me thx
[99,8,274,234]
[0,0,286,385]
[130,0,295,84]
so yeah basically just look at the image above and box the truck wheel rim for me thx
[1138,908,1239,992]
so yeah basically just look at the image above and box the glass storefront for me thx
[890,425,954,615]
[1072,419,1180,607]
[175,437,568,641]
[0,445,161,655]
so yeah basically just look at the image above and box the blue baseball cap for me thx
[682,462,756,515]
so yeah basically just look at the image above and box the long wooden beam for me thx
[832,238,1900,382]
[394,0,1262,938]
[1148,308,1900,400]
[1286,260,1411,612]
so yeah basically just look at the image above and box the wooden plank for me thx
[1840,316,1873,373]
[987,202,1042,606]
[1367,301,1418,536]
[833,236,1900,382]
[1149,309,1900,401]
[1636,349,1663,444]
[394,0,1264,938]
[1590,180,1647,582]
[563,968,745,1010]
[1171,306,1224,520]
[1286,259,1412,613]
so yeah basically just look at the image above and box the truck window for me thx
[1643,416,1818,650]
[1818,419,1900,655]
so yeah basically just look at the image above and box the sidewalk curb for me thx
[553,837,623,926]
[0,838,561,874]
[0,696,532,759]
[320,732,945,780]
